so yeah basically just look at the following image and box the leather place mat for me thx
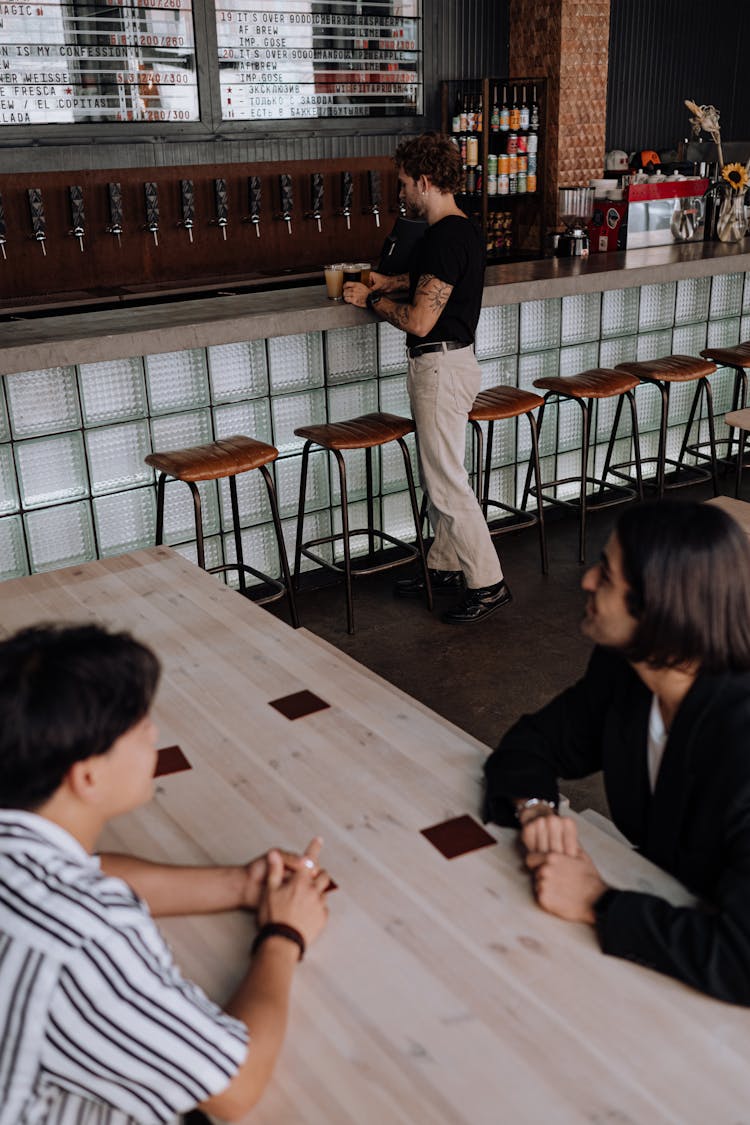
[154,745,192,778]
[420,814,497,859]
[269,690,330,720]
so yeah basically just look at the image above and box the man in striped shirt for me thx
[0,624,330,1123]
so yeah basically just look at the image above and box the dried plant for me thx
[684,99,724,168]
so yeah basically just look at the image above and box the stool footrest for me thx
[208,562,288,606]
[607,457,712,492]
[483,500,541,537]
[300,528,418,579]
[530,475,638,514]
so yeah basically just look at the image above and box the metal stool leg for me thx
[332,449,354,635]
[154,472,167,545]
[737,429,749,497]
[398,435,433,612]
[654,381,670,499]
[293,441,312,590]
[188,481,205,570]
[526,412,548,574]
[482,420,495,513]
[259,463,299,629]
[365,446,375,559]
[468,419,484,506]
[675,380,703,474]
[598,394,625,496]
[577,399,591,565]
[701,377,719,496]
[522,396,548,508]
[625,389,644,501]
[228,474,246,594]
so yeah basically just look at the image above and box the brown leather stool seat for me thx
[145,434,298,627]
[293,412,431,634]
[466,385,548,573]
[614,354,719,497]
[525,368,644,563]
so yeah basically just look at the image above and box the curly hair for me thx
[394,133,462,194]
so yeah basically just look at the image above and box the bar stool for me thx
[468,385,548,574]
[522,368,643,563]
[293,412,432,634]
[612,354,718,498]
[722,407,750,496]
[698,341,750,468]
[145,434,299,627]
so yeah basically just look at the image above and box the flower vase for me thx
[716,193,747,242]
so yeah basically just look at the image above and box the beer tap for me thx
[247,176,261,238]
[340,171,353,230]
[0,192,6,260]
[367,170,381,228]
[278,174,293,235]
[27,188,46,256]
[179,179,195,243]
[107,182,123,247]
[214,178,229,240]
[68,185,85,252]
[307,172,324,232]
[144,181,159,247]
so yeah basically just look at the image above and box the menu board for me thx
[0,0,199,124]
[215,1,421,121]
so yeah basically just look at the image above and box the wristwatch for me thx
[515,797,557,823]
[366,291,384,309]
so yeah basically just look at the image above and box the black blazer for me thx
[483,646,750,1005]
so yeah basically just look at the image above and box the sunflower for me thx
[722,163,749,192]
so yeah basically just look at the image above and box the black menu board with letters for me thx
[0,0,199,124]
[215,0,421,121]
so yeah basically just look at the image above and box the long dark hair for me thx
[0,623,160,810]
[616,500,750,673]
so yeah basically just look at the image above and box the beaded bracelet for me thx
[251,922,305,962]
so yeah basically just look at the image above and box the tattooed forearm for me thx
[416,273,452,314]
[381,301,411,331]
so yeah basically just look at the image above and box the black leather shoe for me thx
[394,568,464,598]
[441,580,513,624]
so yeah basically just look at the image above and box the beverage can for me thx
[487,173,498,196]
[527,173,537,193]
[517,154,528,172]
[466,166,476,194]
[517,172,527,194]
[498,173,509,195]
[517,133,528,154]
[498,153,510,175]
[487,153,498,175]
[509,172,517,195]
[527,133,538,154]
[507,132,518,155]
[466,136,479,166]
[509,153,518,173]
[527,153,537,173]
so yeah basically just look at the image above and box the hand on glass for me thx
[343,281,371,307]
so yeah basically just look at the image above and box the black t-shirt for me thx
[406,215,485,349]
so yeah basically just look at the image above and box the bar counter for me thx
[1,240,749,373]
[1,239,749,580]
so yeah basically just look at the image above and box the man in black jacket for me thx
[483,500,750,1004]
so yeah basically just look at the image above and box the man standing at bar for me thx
[344,133,510,624]
[483,501,750,1004]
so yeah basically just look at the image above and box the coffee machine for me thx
[556,187,595,257]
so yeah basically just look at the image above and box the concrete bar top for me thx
[1,239,749,376]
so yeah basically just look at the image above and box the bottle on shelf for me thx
[530,85,540,132]
[490,85,500,134]
[500,85,509,132]
[476,92,483,133]
[467,93,476,133]
[459,92,468,134]
[519,85,530,132]
[509,85,520,131]
[452,92,462,133]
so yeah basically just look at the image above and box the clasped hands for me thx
[519,806,608,925]
[241,836,330,949]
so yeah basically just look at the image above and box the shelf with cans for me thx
[440,77,546,263]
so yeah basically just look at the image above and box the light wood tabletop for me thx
[1,548,748,1125]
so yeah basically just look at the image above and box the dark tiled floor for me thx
[272,479,719,818]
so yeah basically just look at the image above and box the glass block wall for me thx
[1,271,749,583]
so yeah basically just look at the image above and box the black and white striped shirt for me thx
[0,811,248,1124]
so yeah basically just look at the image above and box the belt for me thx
[407,340,469,359]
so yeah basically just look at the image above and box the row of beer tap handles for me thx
[7,172,383,258]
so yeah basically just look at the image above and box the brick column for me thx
[509,0,611,231]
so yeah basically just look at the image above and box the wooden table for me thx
[1,548,748,1125]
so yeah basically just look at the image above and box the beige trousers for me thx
[407,344,503,588]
